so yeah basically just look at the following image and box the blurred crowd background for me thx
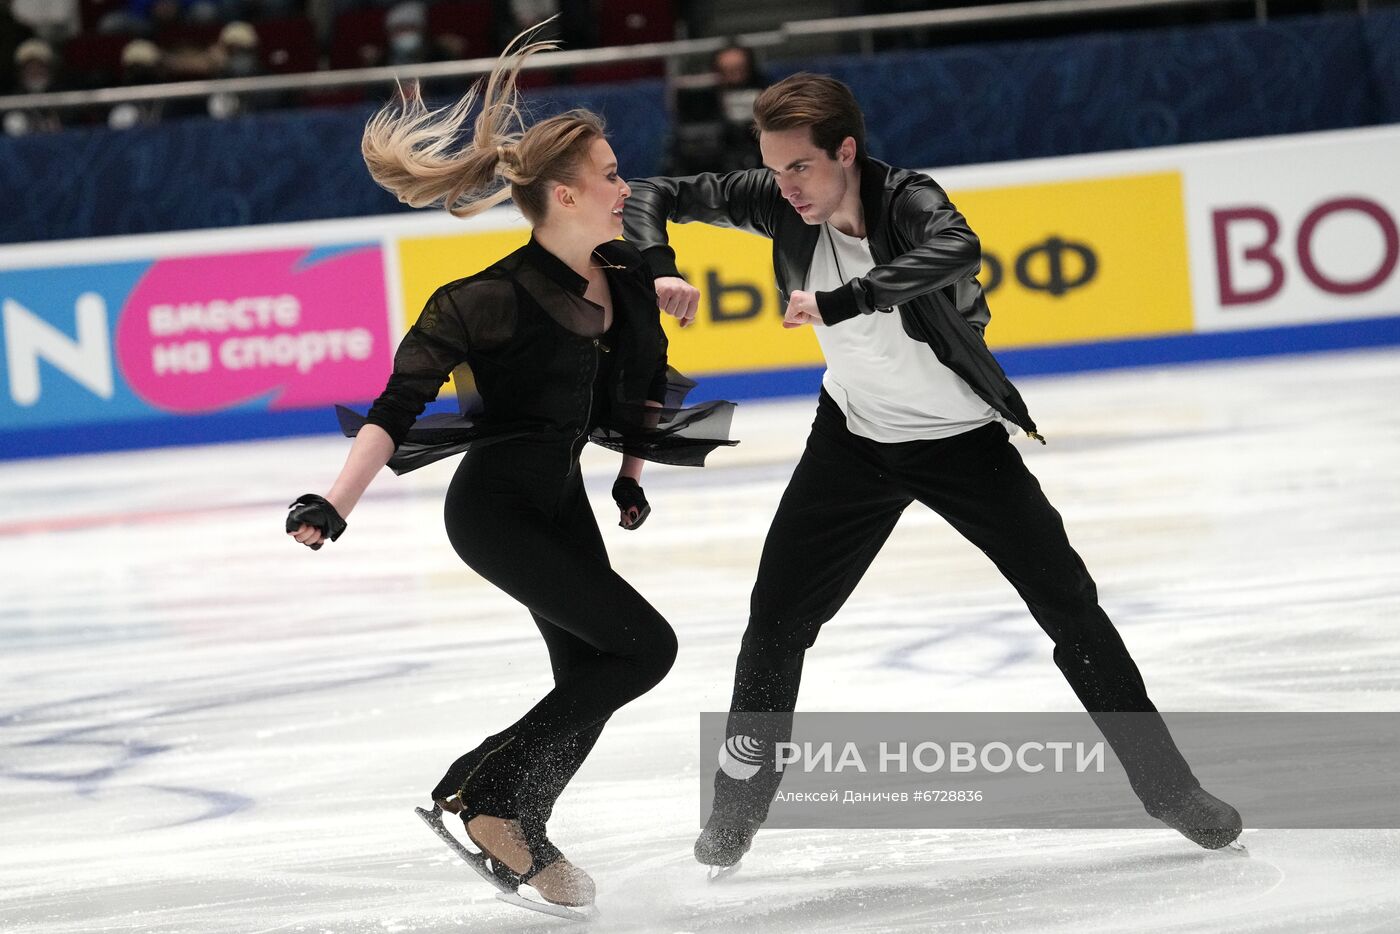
[2,0,1396,244]
[1,0,1379,134]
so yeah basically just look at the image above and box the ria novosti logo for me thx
[718,734,766,780]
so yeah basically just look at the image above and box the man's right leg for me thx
[698,393,911,865]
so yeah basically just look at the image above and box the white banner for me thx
[1183,130,1400,332]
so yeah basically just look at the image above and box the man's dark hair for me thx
[752,72,866,161]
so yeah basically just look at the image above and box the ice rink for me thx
[3,346,1399,933]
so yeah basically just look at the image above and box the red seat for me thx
[79,0,127,32]
[329,7,387,70]
[570,0,673,85]
[155,22,223,53]
[427,0,495,61]
[596,0,674,46]
[255,17,318,74]
[61,33,130,88]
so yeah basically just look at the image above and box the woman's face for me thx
[561,136,630,243]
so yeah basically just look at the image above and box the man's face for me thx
[759,127,853,226]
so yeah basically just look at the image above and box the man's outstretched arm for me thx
[623,169,784,279]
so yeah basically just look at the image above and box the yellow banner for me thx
[392,170,1192,380]
[397,227,532,331]
[395,223,816,378]
[953,171,1193,347]
[658,223,819,373]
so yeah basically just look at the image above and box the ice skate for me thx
[417,799,597,920]
[1145,786,1244,851]
[695,813,761,876]
[465,813,596,907]
[415,802,517,895]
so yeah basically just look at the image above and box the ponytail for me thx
[361,21,604,223]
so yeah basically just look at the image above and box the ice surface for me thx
[2,348,1398,932]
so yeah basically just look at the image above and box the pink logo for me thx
[114,247,392,412]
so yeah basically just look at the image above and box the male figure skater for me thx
[623,73,1242,867]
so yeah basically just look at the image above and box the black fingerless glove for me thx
[286,493,347,551]
[611,477,651,530]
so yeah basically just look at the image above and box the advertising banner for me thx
[391,170,1197,378]
[1183,132,1400,332]
[957,170,1193,347]
[1,244,392,444]
[396,222,825,379]
[3,124,1398,459]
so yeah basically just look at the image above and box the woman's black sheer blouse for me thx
[337,237,737,474]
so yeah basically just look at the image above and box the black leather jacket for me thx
[624,157,1040,437]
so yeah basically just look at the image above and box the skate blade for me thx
[707,861,742,883]
[414,805,515,895]
[494,890,597,922]
[1222,840,1249,857]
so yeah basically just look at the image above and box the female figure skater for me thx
[284,28,735,911]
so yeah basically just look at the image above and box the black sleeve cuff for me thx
[641,245,682,280]
[815,281,863,326]
[362,412,408,449]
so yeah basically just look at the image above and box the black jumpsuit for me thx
[341,237,735,859]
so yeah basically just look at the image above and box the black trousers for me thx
[433,439,677,856]
[714,391,1197,821]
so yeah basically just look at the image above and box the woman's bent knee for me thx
[638,620,678,688]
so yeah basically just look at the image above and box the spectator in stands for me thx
[382,0,478,97]
[3,38,62,135]
[122,38,165,85]
[207,23,263,116]
[207,21,286,116]
[10,0,81,43]
[384,1,429,67]
[107,39,169,129]
[165,19,261,76]
[99,0,224,35]
[493,0,594,54]
[13,37,56,96]
[353,40,384,68]
[1,1,36,95]
[714,43,766,116]
[160,19,284,117]
[664,42,768,176]
[216,20,263,76]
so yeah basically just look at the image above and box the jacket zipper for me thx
[567,337,607,475]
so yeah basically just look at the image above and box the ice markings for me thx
[0,660,425,828]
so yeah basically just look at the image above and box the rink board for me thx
[2,124,1399,459]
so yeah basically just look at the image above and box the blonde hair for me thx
[361,22,606,224]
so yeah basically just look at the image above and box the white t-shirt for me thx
[807,223,1005,443]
